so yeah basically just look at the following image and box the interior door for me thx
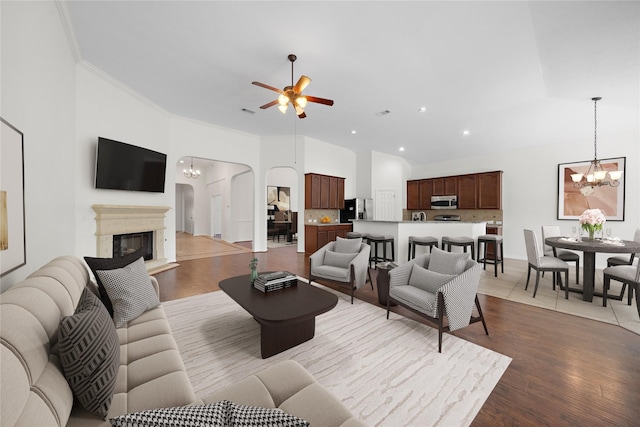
[375,190,395,220]
[211,195,222,238]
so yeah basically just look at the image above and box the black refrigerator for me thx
[340,198,357,223]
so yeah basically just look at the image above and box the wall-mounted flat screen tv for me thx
[95,137,167,193]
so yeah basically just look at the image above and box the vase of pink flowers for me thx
[579,208,606,240]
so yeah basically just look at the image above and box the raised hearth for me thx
[92,204,174,273]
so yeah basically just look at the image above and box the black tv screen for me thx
[95,137,167,193]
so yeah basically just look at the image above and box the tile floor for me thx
[477,258,640,335]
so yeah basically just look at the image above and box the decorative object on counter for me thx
[253,271,297,292]
[320,215,332,223]
[570,98,623,194]
[249,258,259,284]
[579,208,606,241]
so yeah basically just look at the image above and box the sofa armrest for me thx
[150,276,160,296]
[350,244,371,289]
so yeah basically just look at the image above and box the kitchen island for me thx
[352,220,487,263]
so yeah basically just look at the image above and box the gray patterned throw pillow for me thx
[109,400,309,427]
[96,257,160,327]
[58,288,119,419]
[409,264,455,294]
[428,247,469,275]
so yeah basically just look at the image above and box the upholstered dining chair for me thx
[542,225,580,284]
[309,237,372,304]
[523,229,570,299]
[386,248,488,353]
[602,255,640,318]
[604,229,640,303]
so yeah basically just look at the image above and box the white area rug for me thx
[163,285,511,426]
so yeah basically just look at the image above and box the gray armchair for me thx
[309,237,372,304]
[386,247,488,352]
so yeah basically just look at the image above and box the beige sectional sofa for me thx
[1,256,365,427]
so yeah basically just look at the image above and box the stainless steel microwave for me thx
[431,195,458,209]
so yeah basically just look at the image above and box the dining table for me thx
[545,236,640,302]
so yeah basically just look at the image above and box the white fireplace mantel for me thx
[92,204,173,273]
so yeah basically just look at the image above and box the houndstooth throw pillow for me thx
[96,257,160,327]
[109,400,309,427]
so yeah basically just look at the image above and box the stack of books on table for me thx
[254,271,298,293]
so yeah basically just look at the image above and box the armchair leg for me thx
[437,292,445,353]
[386,296,390,320]
[475,295,489,336]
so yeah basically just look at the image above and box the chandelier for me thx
[570,97,622,195]
[183,157,201,179]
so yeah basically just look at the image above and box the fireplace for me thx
[113,231,153,260]
[92,204,174,273]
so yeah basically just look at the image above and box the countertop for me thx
[305,222,353,226]
[351,219,489,224]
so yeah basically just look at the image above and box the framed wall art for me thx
[1,117,26,276]
[557,157,625,221]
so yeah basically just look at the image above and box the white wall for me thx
[371,151,412,220]
[304,136,357,198]
[410,129,639,268]
[1,1,77,290]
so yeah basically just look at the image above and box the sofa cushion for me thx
[409,264,455,294]
[96,257,160,328]
[324,250,357,269]
[109,400,309,427]
[428,247,469,275]
[58,288,120,419]
[84,247,147,316]
[334,236,362,254]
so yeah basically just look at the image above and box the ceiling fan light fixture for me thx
[296,96,307,108]
[278,104,288,114]
[278,94,289,106]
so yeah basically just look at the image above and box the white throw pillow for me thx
[96,257,160,327]
[409,264,455,294]
[428,247,469,275]
[324,250,358,269]
[334,236,362,253]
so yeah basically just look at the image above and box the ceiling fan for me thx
[252,54,334,119]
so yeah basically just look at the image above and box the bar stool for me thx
[441,236,475,260]
[477,234,504,277]
[368,234,395,268]
[408,236,439,260]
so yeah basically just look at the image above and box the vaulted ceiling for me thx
[63,1,639,165]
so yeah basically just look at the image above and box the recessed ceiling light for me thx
[179,160,185,164]
[350,130,357,135]
[418,107,427,113]
[399,147,405,152]
[463,130,470,136]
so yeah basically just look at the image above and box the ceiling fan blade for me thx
[306,96,334,106]
[252,81,283,93]
[293,75,311,94]
[259,100,279,109]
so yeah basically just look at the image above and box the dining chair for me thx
[523,229,570,299]
[541,225,580,284]
[602,255,640,317]
[605,229,640,302]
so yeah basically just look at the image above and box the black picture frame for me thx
[1,117,26,276]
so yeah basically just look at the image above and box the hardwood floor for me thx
[155,244,640,426]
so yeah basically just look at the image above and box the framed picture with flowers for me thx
[557,157,625,221]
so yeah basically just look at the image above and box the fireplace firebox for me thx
[113,232,153,260]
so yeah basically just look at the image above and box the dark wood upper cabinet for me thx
[305,173,346,209]
[477,171,502,209]
[407,180,420,210]
[457,174,477,209]
[418,179,433,209]
[407,171,502,210]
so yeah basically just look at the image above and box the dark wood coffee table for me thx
[219,274,338,358]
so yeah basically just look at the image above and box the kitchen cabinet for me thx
[418,179,433,209]
[305,224,353,254]
[457,174,477,209]
[432,177,457,196]
[477,171,502,209]
[407,180,419,210]
[305,173,345,209]
[406,171,502,210]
